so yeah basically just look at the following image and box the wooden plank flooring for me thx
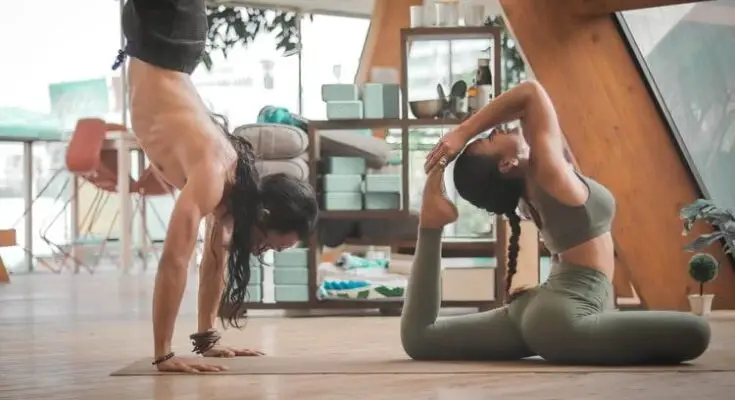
[1,272,734,400]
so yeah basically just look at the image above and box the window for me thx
[620,2,735,210]
[0,0,123,129]
[403,38,498,239]
[30,142,76,271]
[0,0,123,272]
[300,14,371,119]
[192,10,301,127]
[0,143,25,272]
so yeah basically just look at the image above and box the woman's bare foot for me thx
[419,167,459,229]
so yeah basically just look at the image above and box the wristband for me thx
[152,352,175,365]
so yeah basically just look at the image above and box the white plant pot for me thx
[688,294,715,316]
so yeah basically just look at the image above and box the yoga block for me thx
[247,284,263,302]
[363,83,400,119]
[273,248,309,268]
[323,174,363,192]
[324,192,363,210]
[325,157,366,175]
[274,267,309,285]
[249,266,263,284]
[326,101,364,120]
[274,284,310,302]
[364,192,401,210]
[364,174,402,193]
[321,84,360,102]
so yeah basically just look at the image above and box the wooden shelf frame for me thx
[245,26,506,312]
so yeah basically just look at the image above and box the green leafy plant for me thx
[688,253,719,296]
[202,6,308,70]
[680,198,735,254]
[484,16,527,91]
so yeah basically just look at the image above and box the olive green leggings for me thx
[400,228,711,365]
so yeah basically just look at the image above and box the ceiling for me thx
[209,0,375,17]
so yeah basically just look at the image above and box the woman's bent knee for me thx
[400,324,433,360]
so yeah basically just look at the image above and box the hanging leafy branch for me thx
[485,16,527,91]
[202,6,307,70]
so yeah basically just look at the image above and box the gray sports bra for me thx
[527,170,616,254]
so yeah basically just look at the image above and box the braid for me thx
[504,211,522,303]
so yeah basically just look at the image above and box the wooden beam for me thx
[355,0,421,86]
[355,0,421,139]
[612,256,636,299]
[560,130,636,299]
[499,0,735,310]
[569,0,713,16]
[507,220,540,291]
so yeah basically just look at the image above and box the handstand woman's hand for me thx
[424,130,467,172]
[156,356,229,373]
[202,345,265,358]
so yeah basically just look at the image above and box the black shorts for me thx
[121,0,207,74]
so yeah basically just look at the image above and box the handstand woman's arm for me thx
[195,218,265,358]
[197,217,227,334]
[152,166,226,371]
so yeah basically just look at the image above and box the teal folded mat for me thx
[335,253,388,270]
[317,279,405,300]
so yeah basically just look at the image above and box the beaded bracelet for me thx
[152,352,175,366]
[189,329,222,355]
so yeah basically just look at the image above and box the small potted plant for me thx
[687,253,719,315]
[680,198,735,254]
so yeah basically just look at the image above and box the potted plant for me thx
[687,253,719,315]
[680,198,735,254]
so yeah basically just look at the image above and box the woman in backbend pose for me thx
[116,0,318,373]
[400,80,710,364]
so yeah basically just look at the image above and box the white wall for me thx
[476,0,502,16]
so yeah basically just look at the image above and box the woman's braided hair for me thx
[453,152,526,303]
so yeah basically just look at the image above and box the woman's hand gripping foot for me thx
[419,166,459,229]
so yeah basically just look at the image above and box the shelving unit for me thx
[244,26,506,313]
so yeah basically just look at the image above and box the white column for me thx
[137,153,148,271]
[118,138,132,273]
[22,142,33,272]
[118,0,132,273]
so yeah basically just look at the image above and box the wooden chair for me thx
[62,118,181,271]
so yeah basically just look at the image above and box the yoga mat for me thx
[111,354,735,376]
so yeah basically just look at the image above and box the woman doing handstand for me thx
[117,0,318,373]
[400,80,710,364]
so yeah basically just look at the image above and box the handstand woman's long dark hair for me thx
[452,151,525,303]
[210,113,318,329]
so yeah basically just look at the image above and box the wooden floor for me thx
[1,272,734,400]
